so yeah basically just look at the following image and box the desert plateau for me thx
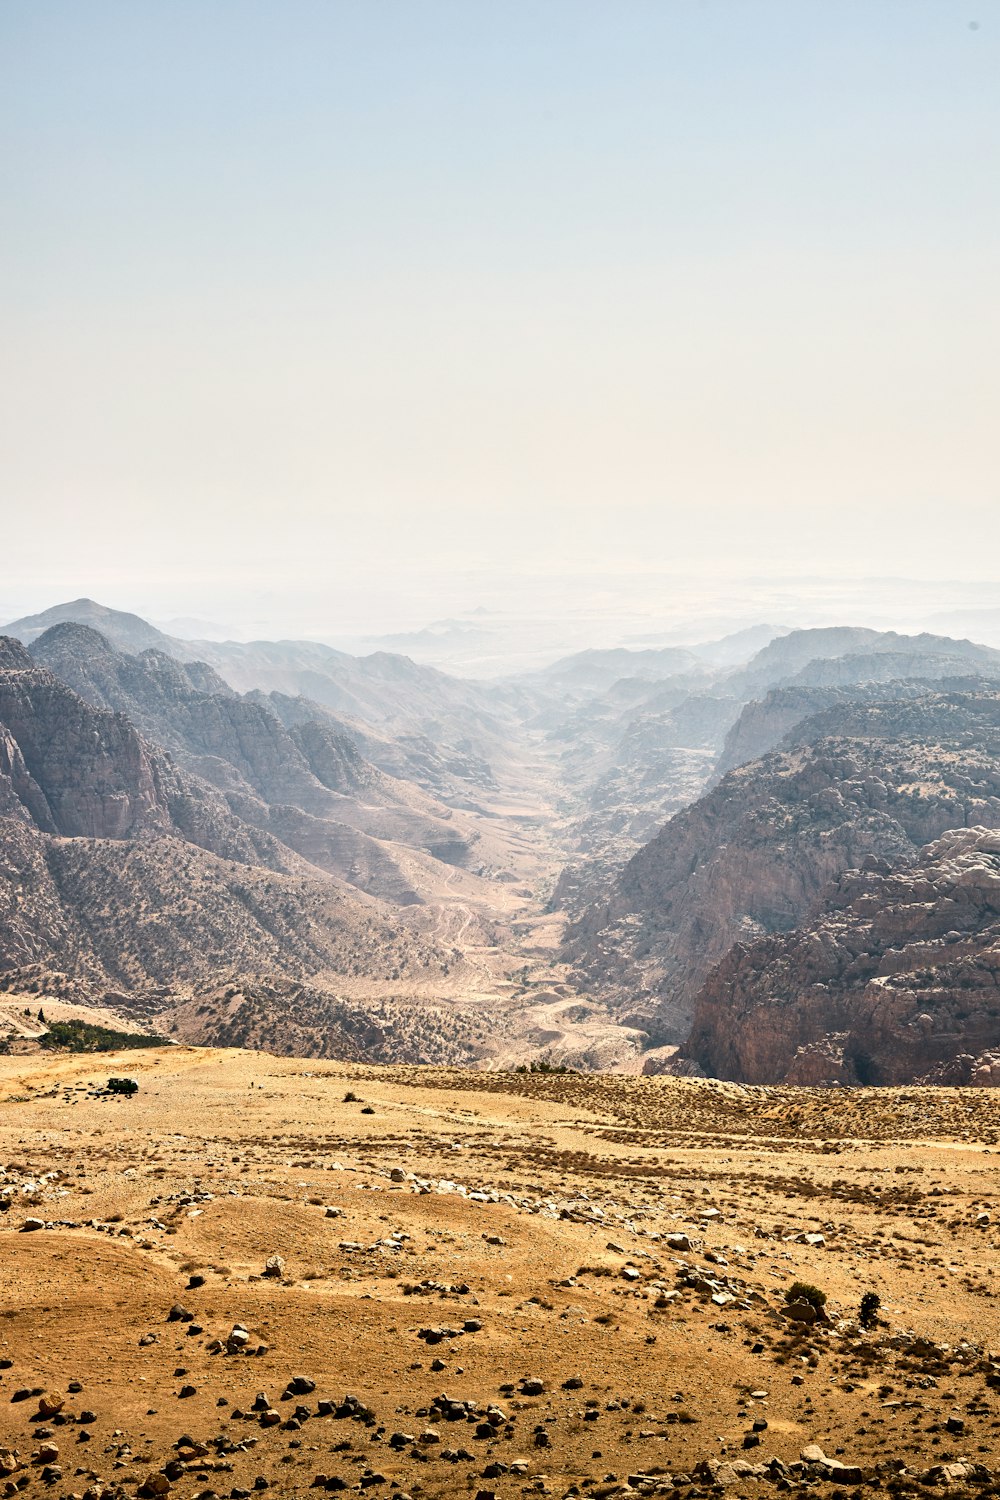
[4,1046,1000,1500]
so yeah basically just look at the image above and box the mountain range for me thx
[4,596,1000,1084]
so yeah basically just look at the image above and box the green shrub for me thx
[39,1019,168,1053]
[514,1058,577,1075]
[785,1280,827,1309]
[859,1291,881,1328]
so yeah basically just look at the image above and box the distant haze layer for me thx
[2,1,998,606]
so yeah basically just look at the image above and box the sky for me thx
[2,1,999,634]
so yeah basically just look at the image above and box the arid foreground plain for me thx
[3,1050,1000,1500]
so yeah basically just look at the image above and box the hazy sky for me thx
[2,1,999,627]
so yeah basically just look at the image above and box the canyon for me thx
[2,599,1000,1086]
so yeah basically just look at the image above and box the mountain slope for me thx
[29,622,482,900]
[568,686,1000,1041]
[6,597,541,804]
[4,597,176,653]
[0,636,301,872]
[716,675,999,776]
[684,826,1000,1086]
[0,636,458,1017]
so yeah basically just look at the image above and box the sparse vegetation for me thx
[784,1280,827,1309]
[515,1058,578,1075]
[39,1019,168,1053]
[107,1076,139,1095]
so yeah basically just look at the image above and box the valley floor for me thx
[2,1051,1000,1499]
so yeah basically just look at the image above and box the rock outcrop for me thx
[569,687,1000,1042]
[715,679,969,776]
[29,623,476,896]
[0,636,455,1010]
[683,826,1000,1085]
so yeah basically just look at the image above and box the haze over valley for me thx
[3,590,1000,1089]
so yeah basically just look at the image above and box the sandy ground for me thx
[2,1049,1000,1500]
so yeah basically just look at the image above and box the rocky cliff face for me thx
[30,622,355,815]
[683,826,1000,1086]
[0,637,301,870]
[716,680,942,776]
[29,623,476,895]
[8,597,533,802]
[0,635,457,1011]
[568,688,1000,1042]
[0,659,172,840]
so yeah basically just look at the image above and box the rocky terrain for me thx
[5,602,532,807]
[4,1049,1000,1500]
[27,623,496,904]
[0,636,472,1040]
[7,599,1000,1085]
[715,680,990,778]
[567,688,1000,1046]
[720,629,1000,703]
[684,825,1000,1086]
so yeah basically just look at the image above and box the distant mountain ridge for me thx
[5,598,174,653]
[4,597,534,802]
[28,621,486,903]
[722,626,1000,699]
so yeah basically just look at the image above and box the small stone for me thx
[285,1376,315,1397]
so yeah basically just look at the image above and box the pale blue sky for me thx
[2,1,998,622]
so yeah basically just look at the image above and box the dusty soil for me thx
[2,1049,1000,1500]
